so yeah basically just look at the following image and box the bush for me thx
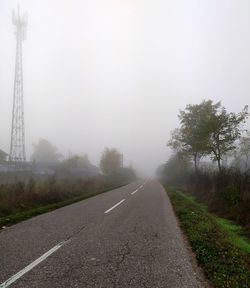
[167,188,250,288]
[0,175,127,218]
[159,163,250,234]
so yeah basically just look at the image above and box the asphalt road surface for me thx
[0,180,205,288]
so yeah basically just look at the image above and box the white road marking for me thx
[0,241,69,288]
[1,186,138,286]
[131,189,138,195]
[104,199,125,214]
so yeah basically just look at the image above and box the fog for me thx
[1,0,250,176]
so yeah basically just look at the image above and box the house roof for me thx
[0,149,8,156]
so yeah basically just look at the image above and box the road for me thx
[0,180,204,288]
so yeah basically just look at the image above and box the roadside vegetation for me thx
[158,100,250,233]
[166,188,250,288]
[0,177,128,228]
[158,100,250,287]
[0,145,136,228]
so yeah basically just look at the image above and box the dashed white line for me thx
[104,199,125,214]
[0,241,69,288]
[131,189,138,195]
[1,185,143,287]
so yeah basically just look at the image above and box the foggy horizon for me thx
[1,0,250,176]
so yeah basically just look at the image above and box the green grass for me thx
[0,183,126,229]
[166,187,250,288]
[215,218,250,254]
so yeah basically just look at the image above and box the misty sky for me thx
[1,0,250,175]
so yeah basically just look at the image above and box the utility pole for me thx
[9,6,27,165]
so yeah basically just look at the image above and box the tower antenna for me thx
[9,6,27,165]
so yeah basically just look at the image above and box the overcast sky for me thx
[1,0,250,175]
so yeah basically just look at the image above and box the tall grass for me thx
[0,176,120,218]
[167,187,250,288]
[184,169,250,234]
[161,167,250,234]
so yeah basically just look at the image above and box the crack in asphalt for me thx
[115,241,131,271]
[1,181,206,288]
[64,223,86,242]
[23,221,161,287]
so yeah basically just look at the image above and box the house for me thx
[55,156,100,180]
[0,149,8,173]
[0,149,8,163]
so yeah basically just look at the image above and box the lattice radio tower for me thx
[9,6,27,163]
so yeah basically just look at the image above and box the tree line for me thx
[30,138,135,180]
[161,99,250,233]
[168,100,249,172]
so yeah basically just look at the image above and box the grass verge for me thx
[0,183,127,229]
[166,187,250,288]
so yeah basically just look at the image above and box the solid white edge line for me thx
[131,189,138,195]
[0,241,68,288]
[139,185,143,189]
[104,199,125,214]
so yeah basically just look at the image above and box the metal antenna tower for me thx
[9,6,27,163]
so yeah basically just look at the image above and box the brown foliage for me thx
[0,176,110,217]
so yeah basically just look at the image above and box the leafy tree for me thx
[231,132,250,171]
[110,167,136,184]
[238,133,250,171]
[168,100,214,173]
[168,100,248,172]
[161,152,191,184]
[206,104,248,171]
[100,148,123,175]
[62,154,90,170]
[31,139,62,163]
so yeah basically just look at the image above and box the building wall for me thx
[0,153,7,163]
